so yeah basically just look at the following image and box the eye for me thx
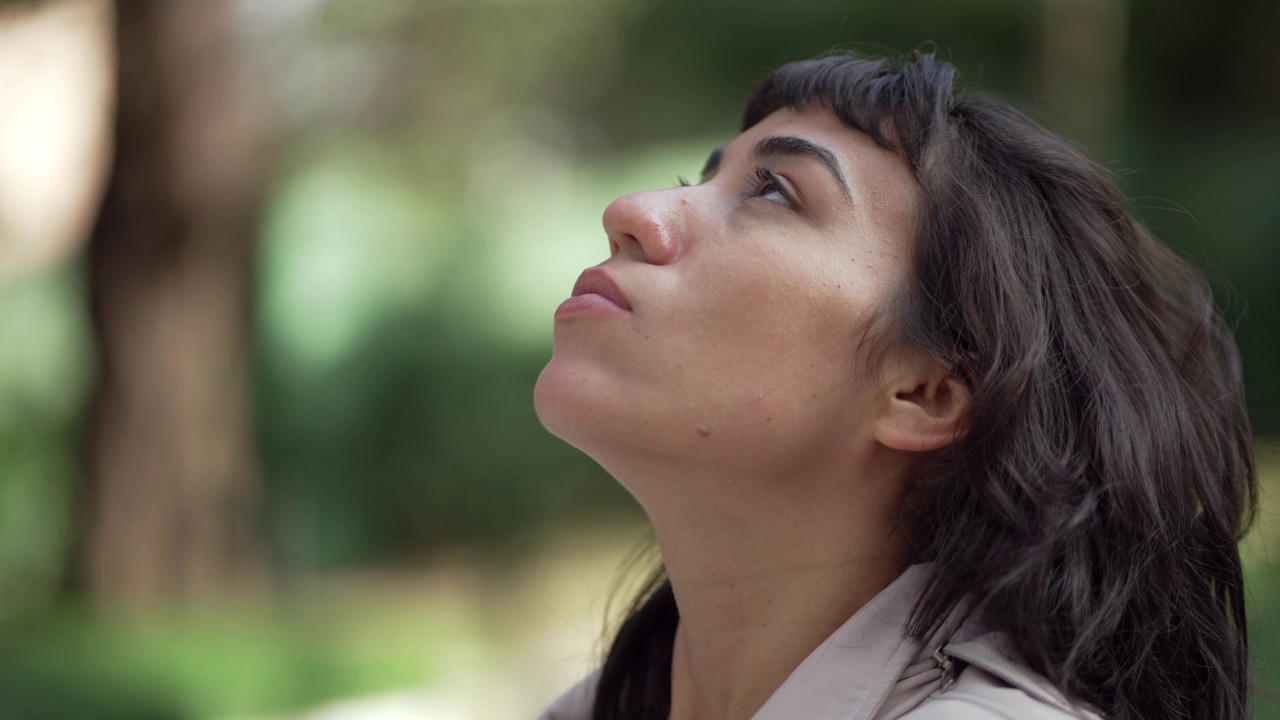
[746,167,792,207]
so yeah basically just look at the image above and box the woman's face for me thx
[535,107,922,484]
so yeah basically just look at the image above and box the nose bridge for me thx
[603,189,680,265]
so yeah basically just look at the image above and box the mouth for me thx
[571,267,632,311]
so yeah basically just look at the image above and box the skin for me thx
[535,107,970,720]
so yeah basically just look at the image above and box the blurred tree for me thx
[1039,0,1128,151]
[79,0,265,606]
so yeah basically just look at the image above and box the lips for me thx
[571,267,632,311]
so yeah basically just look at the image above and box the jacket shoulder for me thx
[904,665,1101,719]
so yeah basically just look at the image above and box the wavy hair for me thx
[592,51,1257,720]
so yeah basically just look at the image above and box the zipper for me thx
[931,646,961,692]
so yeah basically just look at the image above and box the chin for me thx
[535,357,665,512]
[533,355,609,451]
[533,354,666,480]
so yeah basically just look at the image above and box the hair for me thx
[591,51,1257,720]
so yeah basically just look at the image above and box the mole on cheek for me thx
[696,425,711,437]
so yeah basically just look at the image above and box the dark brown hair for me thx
[592,51,1257,720]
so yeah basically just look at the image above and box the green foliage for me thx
[252,132,726,569]
[0,267,88,623]
[0,602,437,720]
[0,661,179,720]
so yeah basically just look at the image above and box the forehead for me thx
[728,106,920,229]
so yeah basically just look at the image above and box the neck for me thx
[628,455,910,720]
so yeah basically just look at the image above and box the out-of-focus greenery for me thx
[0,456,1273,720]
[0,517,656,719]
[1248,445,1280,719]
[253,137,714,570]
[0,266,87,621]
[0,606,427,719]
[0,0,1275,717]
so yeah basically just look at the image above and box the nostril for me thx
[609,238,620,256]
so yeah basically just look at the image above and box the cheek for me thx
[705,252,881,360]
[686,259,884,425]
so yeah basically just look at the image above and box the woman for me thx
[534,51,1256,720]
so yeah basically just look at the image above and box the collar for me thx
[751,562,971,720]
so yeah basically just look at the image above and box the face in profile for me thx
[534,107,925,496]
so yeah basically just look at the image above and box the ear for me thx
[872,350,971,454]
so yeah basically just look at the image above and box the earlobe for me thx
[873,369,972,454]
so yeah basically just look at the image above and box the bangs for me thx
[741,52,956,171]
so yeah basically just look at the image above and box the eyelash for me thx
[744,167,792,207]
[673,168,793,207]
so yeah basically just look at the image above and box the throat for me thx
[665,557,902,720]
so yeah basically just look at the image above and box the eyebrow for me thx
[699,136,851,199]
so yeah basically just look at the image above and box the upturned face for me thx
[534,106,922,489]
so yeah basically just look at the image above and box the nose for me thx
[602,190,681,265]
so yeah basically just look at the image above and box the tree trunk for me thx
[82,0,263,607]
[1039,0,1128,153]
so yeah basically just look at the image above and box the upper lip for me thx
[572,267,632,311]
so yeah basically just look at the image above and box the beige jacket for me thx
[538,564,1103,719]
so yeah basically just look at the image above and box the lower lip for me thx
[554,293,631,320]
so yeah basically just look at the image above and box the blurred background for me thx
[0,0,1276,717]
